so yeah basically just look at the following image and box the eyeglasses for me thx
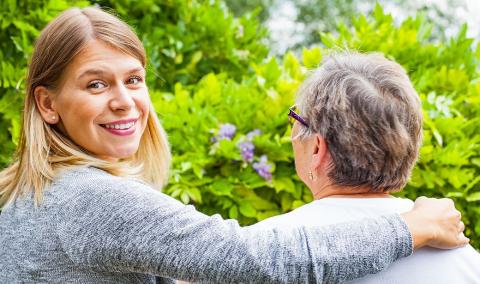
[288,105,309,127]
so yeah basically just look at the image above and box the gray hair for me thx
[296,52,423,192]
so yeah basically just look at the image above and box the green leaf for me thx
[320,32,336,48]
[209,180,233,197]
[302,47,322,69]
[466,192,480,202]
[292,200,305,210]
[239,202,256,218]
[180,192,190,204]
[229,205,238,219]
[187,187,202,203]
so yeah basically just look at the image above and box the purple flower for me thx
[217,123,236,141]
[246,129,261,140]
[253,155,273,181]
[237,141,255,163]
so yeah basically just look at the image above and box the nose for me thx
[109,83,135,111]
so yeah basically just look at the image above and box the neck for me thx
[311,183,392,200]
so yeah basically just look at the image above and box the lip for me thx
[99,118,139,136]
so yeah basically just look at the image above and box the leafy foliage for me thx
[156,4,480,249]
[93,0,268,89]
[225,0,466,54]
[0,0,90,164]
[0,1,478,251]
[151,57,311,224]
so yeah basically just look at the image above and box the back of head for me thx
[296,52,423,192]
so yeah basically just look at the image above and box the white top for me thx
[251,197,480,283]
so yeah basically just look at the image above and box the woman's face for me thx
[50,40,149,161]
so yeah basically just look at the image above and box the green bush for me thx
[94,0,268,89]
[152,57,310,223]
[0,1,478,251]
[0,0,89,164]
[156,4,480,250]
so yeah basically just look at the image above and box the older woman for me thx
[0,7,468,283]
[253,52,480,282]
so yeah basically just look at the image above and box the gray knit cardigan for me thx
[0,166,412,283]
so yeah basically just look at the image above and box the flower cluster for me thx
[211,123,236,142]
[211,124,272,181]
[253,155,273,181]
[237,129,262,163]
[246,129,261,140]
[237,141,254,162]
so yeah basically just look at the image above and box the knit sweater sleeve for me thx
[52,168,412,283]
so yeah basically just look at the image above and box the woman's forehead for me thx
[68,40,144,77]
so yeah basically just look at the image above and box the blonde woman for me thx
[0,7,468,283]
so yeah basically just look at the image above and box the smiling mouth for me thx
[99,121,136,130]
[99,119,138,136]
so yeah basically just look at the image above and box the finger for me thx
[453,210,462,222]
[416,196,428,201]
[457,232,470,246]
[441,198,454,207]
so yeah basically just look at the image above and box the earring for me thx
[308,171,314,181]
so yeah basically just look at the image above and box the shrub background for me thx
[1,0,479,250]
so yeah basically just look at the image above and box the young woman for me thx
[0,7,468,283]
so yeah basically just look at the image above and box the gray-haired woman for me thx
[0,7,468,284]
[253,52,479,282]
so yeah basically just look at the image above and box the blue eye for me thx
[87,81,107,89]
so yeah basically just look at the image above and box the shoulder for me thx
[368,243,480,282]
[49,166,183,214]
[251,197,414,230]
[54,166,147,189]
[250,201,325,230]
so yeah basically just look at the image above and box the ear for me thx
[310,134,329,171]
[34,86,59,124]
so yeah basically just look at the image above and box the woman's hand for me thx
[400,196,470,250]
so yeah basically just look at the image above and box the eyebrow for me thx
[77,67,145,81]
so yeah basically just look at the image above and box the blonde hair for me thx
[0,7,171,209]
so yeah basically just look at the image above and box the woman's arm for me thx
[52,168,465,283]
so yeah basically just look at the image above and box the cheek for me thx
[292,142,303,169]
[68,100,99,121]
[292,139,310,177]
[57,94,104,135]
[135,93,150,128]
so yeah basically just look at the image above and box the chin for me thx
[105,145,139,160]
[116,149,138,159]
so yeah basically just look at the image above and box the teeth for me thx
[104,121,135,130]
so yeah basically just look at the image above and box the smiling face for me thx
[41,40,150,161]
